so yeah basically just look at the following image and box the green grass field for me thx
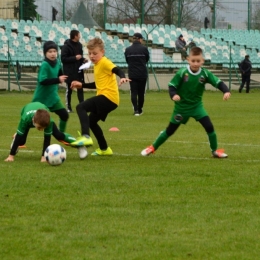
[1,89,260,260]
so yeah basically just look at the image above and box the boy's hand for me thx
[119,78,131,86]
[172,94,181,101]
[223,92,231,100]
[41,156,46,163]
[4,155,14,162]
[59,75,68,83]
[71,81,82,89]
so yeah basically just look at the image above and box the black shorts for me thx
[80,95,118,121]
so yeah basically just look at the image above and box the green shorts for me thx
[48,100,65,112]
[170,106,208,124]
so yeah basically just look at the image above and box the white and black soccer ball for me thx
[44,144,66,166]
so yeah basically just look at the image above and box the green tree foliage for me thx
[20,0,38,21]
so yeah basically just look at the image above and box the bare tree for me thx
[55,0,82,21]
[248,1,260,29]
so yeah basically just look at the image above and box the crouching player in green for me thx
[5,102,87,162]
[141,47,231,158]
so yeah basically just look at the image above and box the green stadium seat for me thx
[117,23,124,33]
[0,19,5,27]
[78,24,84,32]
[105,23,111,30]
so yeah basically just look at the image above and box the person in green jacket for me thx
[32,41,68,132]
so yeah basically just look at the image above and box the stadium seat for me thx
[78,24,84,32]
[117,23,124,33]
[105,23,111,30]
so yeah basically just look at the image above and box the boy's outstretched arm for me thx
[71,81,96,89]
[41,135,51,162]
[4,134,23,162]
[218,82,231,100]
[112,67,131,86]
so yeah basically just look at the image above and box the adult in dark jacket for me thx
[61,30,86,112]
[175,34,188,61]
[124,33,150,116]
[239,55,252,93]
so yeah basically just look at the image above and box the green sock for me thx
[207,131,217,152]
[63,133,76,144]
[152,130,169,150]
[59,120,67,133]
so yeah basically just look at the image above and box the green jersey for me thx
[32,60,61,107]
[17,102,53,136]
[168,66,221,112]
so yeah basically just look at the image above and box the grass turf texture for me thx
[1,89,260,259]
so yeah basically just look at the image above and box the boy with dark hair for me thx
[141,47,231,158]
[61,29,86,112]
[70,37,130,156]
[32,41,69,133]
[5,102,87,162]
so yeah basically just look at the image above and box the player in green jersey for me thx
[4,102,87,162]
[32,41,68,132]
[141,47,231,158]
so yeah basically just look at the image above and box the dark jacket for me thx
[175,38,186,50]
[124,41,149,79]
[239,58,252,76]
[61,39,84,81]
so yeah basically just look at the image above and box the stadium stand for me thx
[1,20,260,73]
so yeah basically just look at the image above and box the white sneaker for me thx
[141,145,155,156]
[212,149,228,158]
[78,146,88,159]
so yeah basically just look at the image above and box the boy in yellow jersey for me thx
[70,37,130,156]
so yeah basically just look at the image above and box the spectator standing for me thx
[61,30,86,112]
[32,41,69,133]
[124,33,150,116]
[204,17,210,29]
[175,34,188,61]
[239,55,252,93]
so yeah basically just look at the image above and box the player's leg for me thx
[130,80,139,115]
[53,108,69,133]
[198,116,227,158]
[89,97,117,156]
[51,122,87,158]
[51,122,75,144]
[65,79,73,112]
[70,97,97,147]
[89,113,104,147]
[137,78,147,114]
[141,122,180,156]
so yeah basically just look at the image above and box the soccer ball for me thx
[44,144,66,166]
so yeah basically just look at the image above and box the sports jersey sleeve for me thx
[205,70,221,88]
[103,59,116,75]
[44,121,53,136]
[17,119,29,135]
[168,69,183,89]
